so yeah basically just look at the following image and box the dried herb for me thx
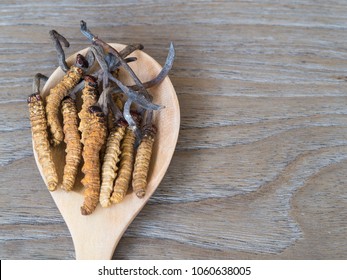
[80,106,107,215]
[28,73,58,191]
[46,30,88,146]
[132,110,156,198]
[32,22,175,214]
[78,75,99,144]
[110,126,137,203]
[61,96,82,191]
[80,21,151,101]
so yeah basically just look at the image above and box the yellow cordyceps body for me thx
[61,97,82,191]
[46,66,83,146]
[78,76,99,144]
[107,108,115,132]
[132,129,156,198]
[110,128,136,203]
[99,125,126,207]
[107,94,124,132]
[113,94,124,111]
[80,107,107,215]
[28,94,58,191]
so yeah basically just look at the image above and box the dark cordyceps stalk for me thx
[28,73,58,191]
[134,42,175,90]
[106,42,143,73]
[108,75,163,111]
[119,43,144,57]
[132,110,157,198]
[49,30,70,72]
[46,30,89,146]
[89,43,161,135]
[109,42,175,94]
[87,36,164,117]
[93,43,141,83]
[80,20,151,100]
[89,45,109,88]
[61,96,82,191]
[80,106,107,215]
[94,57,160,148]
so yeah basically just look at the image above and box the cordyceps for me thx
[110,110,141,204]
[132,110,157,198]
[61,96,82,191]
[30,21,176,216]
[99,93,127,207]
[78,75,99,144]
[100,122,127,207]
[99,89,128,207]
[28,73,58,191]
[107,92,125,132]
[89,45,163,204]
[80,106,107,215]
[46,30,88,146]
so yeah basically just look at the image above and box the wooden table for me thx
[1,0,347,260]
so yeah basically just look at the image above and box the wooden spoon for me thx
[34,43,180,259]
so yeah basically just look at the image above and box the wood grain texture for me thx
[1,0,347,259]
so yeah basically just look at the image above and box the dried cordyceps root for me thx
[110,126,136,204]
[46,30,88,146]
[107,93,124,131]
[30,22,177,214]
[46,54,87,146]
[132,111,157,198]
[61,96,82,191]
[110,110,141,204]
[80,106,107,215]
[78,75,99,144]
[28,73,58,191]
[100,93,127,207]
[100,124,126,207]
[107,107,115,132]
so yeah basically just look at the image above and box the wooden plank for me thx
[1,0,347,259]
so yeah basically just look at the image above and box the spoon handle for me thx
[72,232,119,260]
[67,205,132,260]
[49,190,127,260]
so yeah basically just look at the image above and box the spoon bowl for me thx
[34,43,179,259]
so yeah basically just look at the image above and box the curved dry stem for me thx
[96,86,112,115]
[33,73,48,94]
[85,47,95,70]
[80,21,151,100]
[119,43,144,57]
[49,30,70,72]
[90,44,110,88]
[108,75,162,111]
[110,43,175,93]
[143,42,175,88]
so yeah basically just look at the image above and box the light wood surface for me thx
[1,0,347,260]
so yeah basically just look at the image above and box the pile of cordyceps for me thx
[27,21,175,215]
